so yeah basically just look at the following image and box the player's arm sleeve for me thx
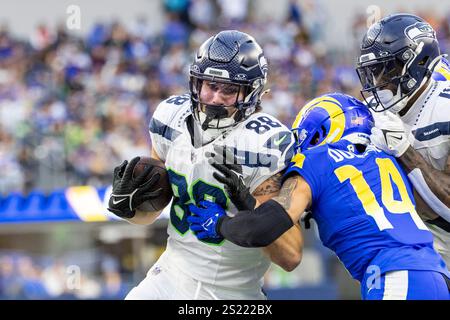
[218,200,294,247]
[218,173,313,248]
[148,98,182,162]
[218,152,319,248]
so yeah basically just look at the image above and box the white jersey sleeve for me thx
[148,94,191,162]
[233,112,295,193]
[407,80,450,171]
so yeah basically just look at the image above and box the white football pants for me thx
[125,251,267,300]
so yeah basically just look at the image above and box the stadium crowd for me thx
[0,251,130,299]
[0,0,367,194]
[0,1,448,195]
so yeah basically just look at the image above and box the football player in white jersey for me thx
[356,14,450,267]
[107,30,302,299]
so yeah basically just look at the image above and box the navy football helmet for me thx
[189,30,268,131]
[356,14,442,113]
[292,93,374,153]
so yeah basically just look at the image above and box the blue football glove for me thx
[188,201,226,240]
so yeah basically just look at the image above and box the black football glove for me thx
[207,145,256,211]
[108,157,163,219]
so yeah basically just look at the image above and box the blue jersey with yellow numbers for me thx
[285,140,450,281]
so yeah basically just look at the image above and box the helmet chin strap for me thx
[389,87,408,114]
[390,44,445,114]
[392,54,443,114]
[200,104,231,130]
[194,106,237,144]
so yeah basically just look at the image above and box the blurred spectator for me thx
[29,23,56,50]
[217,0,249,24]
[164,0,192,27]
[0,255,22,298]
[16,256,49,299]
[287,0,303,26]
[0,252,130,300]
[188,0,218,29]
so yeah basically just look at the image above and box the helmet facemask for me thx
[357,48,423,113]
[189,72,264,132]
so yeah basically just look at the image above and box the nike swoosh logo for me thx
[112,197,127,205]
[202,218,214,230]
[387,133,403,140]
[274,134,288,146]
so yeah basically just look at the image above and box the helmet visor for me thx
[356,56,407,111]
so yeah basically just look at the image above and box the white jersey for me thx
[149,94,294,291]
[401,79,450,171]
[400,78,450,267]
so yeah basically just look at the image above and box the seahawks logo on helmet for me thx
[405,22,436,43]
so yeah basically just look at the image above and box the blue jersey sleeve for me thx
[284,148,329,203]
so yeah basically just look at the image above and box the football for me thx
[132,157,173,212]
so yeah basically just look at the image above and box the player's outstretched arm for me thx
[187,174,312,271]
[217,175,311,266]
[209,158,304,271]
[251,174,303,272]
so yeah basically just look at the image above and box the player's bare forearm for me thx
[259,175,309,271]
[413,189,439,221]
[126,208,164,225]
[252,172,302,269]
[398,146,450,207]
[272,175,312,222]
[263,223,303,271]
[151,146,163,162]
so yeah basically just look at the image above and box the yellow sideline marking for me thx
[65,186,109,222]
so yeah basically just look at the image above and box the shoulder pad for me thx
[238,112,293,153]
[228,113,294,174]
[153,93,191,123]
[149,94,190,141]
[284,145,330,179]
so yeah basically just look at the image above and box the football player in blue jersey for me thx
[188,92,450,299]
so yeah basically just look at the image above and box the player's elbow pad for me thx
[219,200,294,247]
